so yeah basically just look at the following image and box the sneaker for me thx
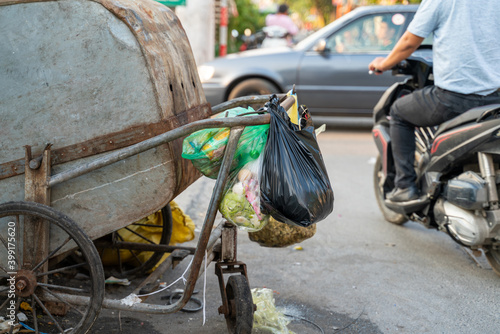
[386,185,419,203]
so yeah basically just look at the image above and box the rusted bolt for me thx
[82,147,86,151]
[109,140,113,144]
[16,280,26,291]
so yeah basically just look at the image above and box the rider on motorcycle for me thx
[369,0,500,204]
[265,4,298,46]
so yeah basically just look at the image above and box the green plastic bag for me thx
[182,107,269,179]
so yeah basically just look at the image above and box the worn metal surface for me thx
[0,104,209,181]
[0,0,210,241]
[221,223,237,263]
[23,147,51,279]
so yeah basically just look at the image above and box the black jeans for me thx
[390,85,500,189]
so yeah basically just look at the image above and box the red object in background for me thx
[220,6,228,26]
[219,0,228,56]
[219,44,227,56]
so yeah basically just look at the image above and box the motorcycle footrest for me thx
[385,196,430,215]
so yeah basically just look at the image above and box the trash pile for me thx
[182,92,334,246]
[251,288,293,334]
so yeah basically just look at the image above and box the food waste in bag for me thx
[181,107,269,178]
[248,216,316,248]
[219,154,269,232]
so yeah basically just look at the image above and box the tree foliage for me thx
[227,0,267,53]
[228,0,266,36]
[289,0,421,27]
[289,0,334,26]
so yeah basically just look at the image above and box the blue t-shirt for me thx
[408,0,500,95]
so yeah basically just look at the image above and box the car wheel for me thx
[228,78,280,100]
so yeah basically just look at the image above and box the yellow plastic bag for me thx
[100,201,195,272]
[286,90,299,128]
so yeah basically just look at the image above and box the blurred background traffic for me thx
[160,0,424,123]
[160,0,421,64]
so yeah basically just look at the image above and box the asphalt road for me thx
[93,127,500,334]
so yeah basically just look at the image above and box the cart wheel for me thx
[0,201,105,334]
[225,275,254,334]
[112,204,173,278]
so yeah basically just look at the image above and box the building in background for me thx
[173,0,216,66]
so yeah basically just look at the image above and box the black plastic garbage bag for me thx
[260,96,334,227]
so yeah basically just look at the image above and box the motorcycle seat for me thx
[434,104,500,138]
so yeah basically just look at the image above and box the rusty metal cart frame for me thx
[0,94,294,334]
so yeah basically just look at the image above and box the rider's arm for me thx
[369,31,425,72]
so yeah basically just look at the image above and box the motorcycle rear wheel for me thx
[373,155,407,225]
[484,247,500,277]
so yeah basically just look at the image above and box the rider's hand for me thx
[369,57,386,75]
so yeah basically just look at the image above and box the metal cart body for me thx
[0,0,209,241]
[0,1,295,332]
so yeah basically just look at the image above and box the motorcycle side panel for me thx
[428,120,500,173]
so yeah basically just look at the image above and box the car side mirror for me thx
[313,39,327,53]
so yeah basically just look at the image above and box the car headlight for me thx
[197,65,215,83]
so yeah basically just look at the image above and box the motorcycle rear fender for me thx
[428,120,500,173]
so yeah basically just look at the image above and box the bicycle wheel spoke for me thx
[0,286,9,293]
[115,232,144,267]
[39,285,84,316]
[33,293,65,333]
[36,262,86,277]
[127,248,144,266]
[116,247,123,274]
[32,236,71,272]
[38,283,87,294]
[0,265,8,274]
[30,295,39,334]
[0,233,8,250]
[0,296,9,309]
[123,227,156,244]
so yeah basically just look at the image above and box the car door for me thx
[296,11,413,117]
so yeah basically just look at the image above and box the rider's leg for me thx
[389,86,500,202]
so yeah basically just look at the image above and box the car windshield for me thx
[294,7,426,52]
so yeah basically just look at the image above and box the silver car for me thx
[199,5,427,119]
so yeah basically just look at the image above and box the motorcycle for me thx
[372,48,500,277]
[261,25,290,48]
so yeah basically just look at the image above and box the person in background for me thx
[375,17,396,50]
[265,4,298,45]
[368,0,500,204]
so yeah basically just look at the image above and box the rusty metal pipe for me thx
[210,94,285,115]
[170,127,244,312]
[48,116,265,188]
[110,242,196,254]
